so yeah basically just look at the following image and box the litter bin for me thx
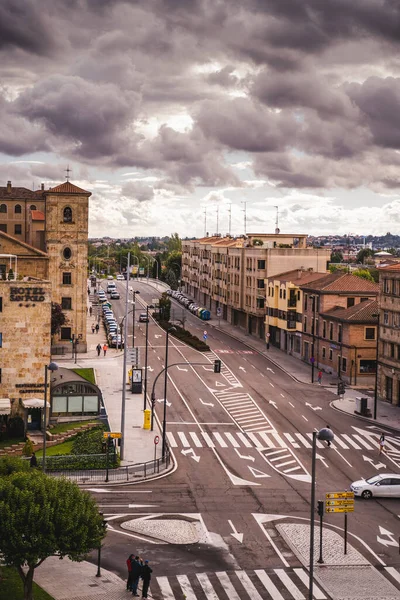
[143,409,151,430]
[355,397,368,416]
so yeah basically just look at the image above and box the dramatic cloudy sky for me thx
[2,0,400,238]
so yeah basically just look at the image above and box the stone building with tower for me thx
[0,180,91,424]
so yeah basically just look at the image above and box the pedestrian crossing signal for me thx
[214,359,221,373]
[337,381,346,396]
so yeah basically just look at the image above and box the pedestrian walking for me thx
[96,343,102,357]
[30,452,37,468]
[317,370,322,385]
[91,324,95,334]
[126,554,134,591]
[379,433,386,454]
[326,424,332,447]
[140,560,152,599]
[89,306,93,317]
[103,343,108,356]
[95,322,99,334]
[87,287,90,296]
[131,556,143,597]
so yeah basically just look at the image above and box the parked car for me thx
[109,334,124,348]
[107,275,114,280]
[350,474,400,498]
[110,291,120,300]
[139,312,149,323]
[116,274,124,280]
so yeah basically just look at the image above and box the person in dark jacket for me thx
[30,452,38,468]
[141,560,152,599]
[131,556,143,597]
[126,554,134,591]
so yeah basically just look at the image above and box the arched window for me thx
[14,204,21,214]
[0,204,7,213]
[63,247,72,260]
[63,207,73,223]
[30,205,37,211]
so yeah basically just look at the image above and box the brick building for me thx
[377,264,400,405]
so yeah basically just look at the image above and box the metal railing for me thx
[46,448,171,484]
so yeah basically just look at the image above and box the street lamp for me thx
[161,327,176,459]
[309,295,317,383]
[120,252,131,461]
[43,361,59,472]
[143,256,151,281]
[309,427,334,600]
[143,304,154,411]
[373,311,380,420]
[131,291,140,349]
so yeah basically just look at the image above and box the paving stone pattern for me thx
[122,518,200,544]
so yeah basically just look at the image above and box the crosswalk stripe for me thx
[157,575,175,599]
[224,432,240,447]
[270,432,288,448]
[270,451,291,462]
[196,573,219,599]
[215,571,241,600]
[295,433,312,448]
[201,432,215,447]
[259,432,276,448]
[284,465,302,473]
[246,424,274,432]
[332,435,349,449]
[276,459,297,469]
[177,432,190,447]
[306,433,325,448]
[341,434,361,449]
[167,432,178,447]
[235,571,264,600]
[293,568,327,599]
[213,432,228,447]
[385,566,400,585]
[176,574,196,599]
[284,432,300,448]
[275,569,305,599]
[247,432,264,447]
[255,569,286,600]
[353,434,374,450]
[189,432,203,447]
[231,407,260,416]
[237,432,253,447]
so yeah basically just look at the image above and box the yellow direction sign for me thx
[326,491,354,500]
[103,432,122,439]
[326,506,354,514]
[326,499,355,507]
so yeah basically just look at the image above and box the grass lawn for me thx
[35,439,75,457]
[49,420,101,435]
[0,566,54,600]
[72,368,95,384]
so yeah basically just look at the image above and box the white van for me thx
[107,282,116,293]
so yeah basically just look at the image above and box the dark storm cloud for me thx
[121,181,155,203]
[0,0,57,55]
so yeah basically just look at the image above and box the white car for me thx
[350,473,400,499]
[116,274,124,280]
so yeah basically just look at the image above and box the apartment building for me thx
[377,264,400,405]
[300,273,379,384]
[182,234,330,339]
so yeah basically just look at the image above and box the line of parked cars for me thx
[166,289,211,321]
[96,289,124,348]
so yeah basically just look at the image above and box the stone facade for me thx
[377,264,400,405]
[0,279,51,418]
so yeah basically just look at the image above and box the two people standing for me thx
[126,555,152,598]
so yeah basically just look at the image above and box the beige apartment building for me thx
[377,264,400,405]
[182,234,330,339]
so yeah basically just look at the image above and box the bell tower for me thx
[44,181,91,353]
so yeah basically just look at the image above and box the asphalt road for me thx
[91,279,400,599]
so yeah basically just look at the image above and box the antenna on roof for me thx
[228,203,232,236]
[274,206,280,234]
[242,201,247,235]
[65,165,71,182]
[204,207,207,237]
[216,205,219,236]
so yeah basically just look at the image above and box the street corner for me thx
[120,514,210,545]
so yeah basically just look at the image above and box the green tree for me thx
[352,268,375,282]
[356,248,374,264]
[329,264,348,273]
[166,233,182,253]
[51,303,67,336]
[164,251,182,282]
[159,292,171,322]
[330,251,343,263]
[0,472,106,600]
[386,247,399,256]
[0,456,30,476]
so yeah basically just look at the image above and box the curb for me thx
[330,399,400,434]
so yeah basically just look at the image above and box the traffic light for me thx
[214,359,221,373]
[337,381,346,396]
[317,500,324,517]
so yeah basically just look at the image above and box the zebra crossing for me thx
[150,567,329,600]
[167,429,397,452]
[203,351,242,388]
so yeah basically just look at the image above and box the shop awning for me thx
[22,398,50,409]
[0,398,11,415]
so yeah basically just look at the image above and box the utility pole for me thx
[274,206,279,234]
[228,203,232,236]
[204,207,207,237]
[216,205,219,235]
[242,201,247,235]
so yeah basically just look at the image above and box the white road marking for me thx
[196,573,219,599]
[236,571,264,600]
[176,574,196,600]
[255,570,285,600]
[216,572,241,600]
[177,432,190,447]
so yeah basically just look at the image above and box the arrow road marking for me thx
[266,368,274,373]
[199,398,214,407]
[147,366,154,371]
[363,455,387,470]
[155,334,162,338]
[177,366,188,371]
[156,398,172,407]
[377,526,398,547]
[305,402,322,411]
[181,448,200,462]
[316,454,329,468]
[228,520,244,543]
[234,448,255,462]
[239,366,246,372]
[269,400,278,409]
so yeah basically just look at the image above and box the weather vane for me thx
[65,165,71,182]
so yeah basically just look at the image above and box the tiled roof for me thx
[47,181,91,195]
[270,269,328,285]
[31,210,45,221]
[301,273,378,293]
[320,299,378,323]
[0,186,38,199]
[379,263,400,272]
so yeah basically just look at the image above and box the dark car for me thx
[139,313,149,323]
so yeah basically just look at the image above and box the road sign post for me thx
[154,434,159,462]
[203,330,208,341]
[326,491,354,555]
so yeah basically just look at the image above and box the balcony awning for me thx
[22,398,50,409]
[0,398,11,415]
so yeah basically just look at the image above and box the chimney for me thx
[41,183,44,191]
[7,181,11,193]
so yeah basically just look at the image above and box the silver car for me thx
[350,473,400,499]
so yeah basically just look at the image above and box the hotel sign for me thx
[10,287,46,302]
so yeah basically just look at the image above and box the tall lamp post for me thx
[309,294,317,383]
[373,310,380,420]
[43,361,59,473]
[143,304,154,411]
[309,427,334,600]
[161,327,175,459]
[131,290,140,349]
[120,252,130,461]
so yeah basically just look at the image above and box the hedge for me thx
[155,318,210,351]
